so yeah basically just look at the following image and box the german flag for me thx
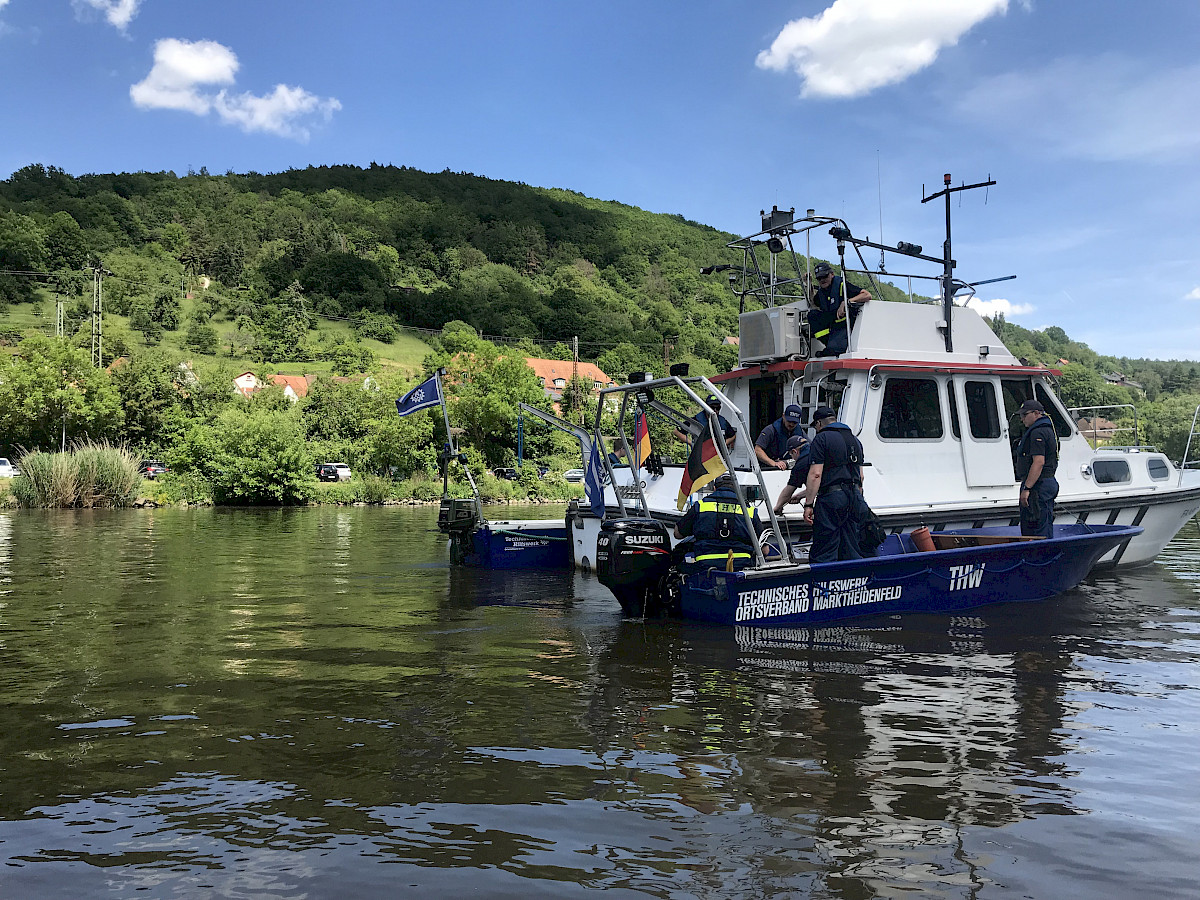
[676,435,726,509]
[633,410,651,471]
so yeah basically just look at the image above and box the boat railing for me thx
[1067,404,1140,449]
[1179,402,1200,487]
[595,373,797,565]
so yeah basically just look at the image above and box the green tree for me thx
[0,334,123,453]
[1141,393,1200,463]
[109,350,192,449]
[0,210,47,307]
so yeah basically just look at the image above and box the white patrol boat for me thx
[567,181,1200,570]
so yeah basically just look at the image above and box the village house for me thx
[523,357,614,404]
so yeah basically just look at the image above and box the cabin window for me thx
[1093,459,1131,484]
[1034,383,1073,438]
[965,381,1002,439]
[947,388,961,440]
[879,378,943,439]
[1148,457,1170,481]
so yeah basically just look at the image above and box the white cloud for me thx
[964,297,1034,317]
[75,0,142,32]
[131,38,340,140]
[958,56,1200,162]
[130,38,236,115]
[756,0,1008,98]
[1186,287,1200,301]
[214,85,341,141]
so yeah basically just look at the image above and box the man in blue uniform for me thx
[755,404,803,470]
[1013,398,1059,537]
[674,474,762,568]
[772,433,812,516]
[674,398,736,451]
[803,406,874,562]
[809,262,871,356]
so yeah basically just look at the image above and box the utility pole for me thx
[55,293,64,338]
[90,266,103,367]
[571,335,583,425]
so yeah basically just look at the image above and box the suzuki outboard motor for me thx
[596,518,674,618]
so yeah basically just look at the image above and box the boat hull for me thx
[605,469,1200,568]
[455,520,571,569]
[677,524,1140,627]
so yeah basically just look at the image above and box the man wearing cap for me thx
[754,404,804,470]
[674,474,762,569]
[809,262,871,357]
[1013,399,1059,538]
[803,406,875,561]
[772,433,812,516]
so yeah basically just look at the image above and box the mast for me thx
[921,173,996,353]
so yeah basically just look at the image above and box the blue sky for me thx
[2,0,1198,361]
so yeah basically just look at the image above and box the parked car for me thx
[0,457,19,478]
[562,468,586,483]
[139,460,168,479]
[316,462,352,482]
[536,465,550,478]
[492,467,519,480]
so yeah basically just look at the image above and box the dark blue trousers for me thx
[810,487,872,563]
[1020,477,1059,538]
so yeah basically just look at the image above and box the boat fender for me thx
[912,526,935,553]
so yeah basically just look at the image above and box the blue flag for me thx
[395,374,442,418]
[583,441,606,518]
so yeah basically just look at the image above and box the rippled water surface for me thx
[0,506,1197,899]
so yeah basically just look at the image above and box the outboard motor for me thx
[596,518,674,618]
[438,497,481,565]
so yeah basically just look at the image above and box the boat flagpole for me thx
[435,367,456,499]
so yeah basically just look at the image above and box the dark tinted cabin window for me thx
[879,378,943,439]
[1001,378,1033,420]
[965,381,1001,439]
[1093,459,1130,484]
[948,388,960,440]
[1148,457,1170,481]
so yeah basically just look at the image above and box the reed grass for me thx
[12,443,141,508]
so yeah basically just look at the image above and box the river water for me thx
[0,505,1197,899]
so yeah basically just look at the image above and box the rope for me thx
[867,551,1064,584]
[490,528,570,542]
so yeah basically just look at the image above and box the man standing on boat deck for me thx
[674,398,736,450]
[773,434,812,516]
[674,474,762,569]
[803,406,874,562]
[809,262,871,357]
[755,404,803,469]
[1013,399,1059,538]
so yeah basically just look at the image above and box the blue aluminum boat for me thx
[460,519,571,569]
[438,497,570,568]
[597,522,1142,626]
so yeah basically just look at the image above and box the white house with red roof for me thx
[523,357,614,402]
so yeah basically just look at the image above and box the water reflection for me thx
[0,508,1195,898]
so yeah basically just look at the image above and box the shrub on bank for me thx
[148,471,214,505]
[12,444,140,508]
[174,408,316,506]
